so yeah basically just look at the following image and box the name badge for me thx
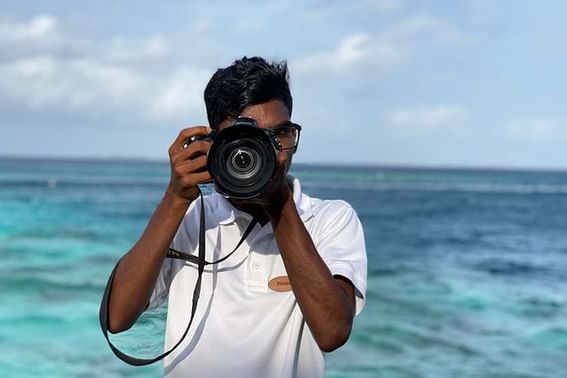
[268,276,292,292]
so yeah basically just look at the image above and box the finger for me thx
[169,126,212,156]
[184,171,211,185]
[171,157,211,187]
[178,155,208,174]
[176,167,211,185]
[171,140,211,164]
[193,171,212,184]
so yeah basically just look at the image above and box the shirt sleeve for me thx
[147,258,174,310]
[314,201,368,316]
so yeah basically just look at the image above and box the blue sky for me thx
[1,0,567,168]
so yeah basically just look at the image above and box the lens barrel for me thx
[207,120,277,198]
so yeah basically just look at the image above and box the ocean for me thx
[1,158,567,378]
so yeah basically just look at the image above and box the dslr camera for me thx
[185,117,301,199]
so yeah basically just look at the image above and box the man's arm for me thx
[107,126,212,333]
[107,189,191,333]
[268,193,357,352]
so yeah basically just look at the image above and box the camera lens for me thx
[207,121,277,198]
[226,147,261,179]
[232,149,253,171]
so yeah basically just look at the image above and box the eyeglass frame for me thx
[263,121,302,152]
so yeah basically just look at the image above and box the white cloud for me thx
[0,15,171,62]
[0,15,73,62]
[293,13,472,78]
[101,35,170,63]
[0,15,205,121]
[0,56,208,119]
[149,67,210,119]
[388,104,469,130]
[0,14,57,40]
[1,56,139,109]
[294,33,407,76]
[506,117,565,142]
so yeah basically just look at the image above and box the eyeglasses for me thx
[264,122,302,151]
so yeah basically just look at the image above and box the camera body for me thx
[186,117,278,199]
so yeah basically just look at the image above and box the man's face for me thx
[217,99,296,205]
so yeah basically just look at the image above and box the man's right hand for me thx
[167,126,213,202]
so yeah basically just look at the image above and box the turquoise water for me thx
[1,158,567,377]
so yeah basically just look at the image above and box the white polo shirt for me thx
[148,176,367,378]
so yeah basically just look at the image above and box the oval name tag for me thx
[268,276,292,292]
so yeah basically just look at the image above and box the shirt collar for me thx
[213,175,313,226]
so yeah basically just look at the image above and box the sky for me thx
[1,0,567,169]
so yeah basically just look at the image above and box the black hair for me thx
[204,56,293,129]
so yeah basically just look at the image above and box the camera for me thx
[185,117,279,199]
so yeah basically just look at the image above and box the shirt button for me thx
[253,263,260,271]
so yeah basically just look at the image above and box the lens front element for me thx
[227,148,261,180]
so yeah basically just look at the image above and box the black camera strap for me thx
[99,192,257,366]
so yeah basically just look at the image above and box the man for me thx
[107,56,367,377]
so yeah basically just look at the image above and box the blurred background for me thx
[1,1,567,377]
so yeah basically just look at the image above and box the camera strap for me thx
[99,192,257,366]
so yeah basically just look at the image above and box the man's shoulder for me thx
[303,193,359,237]
[308,195,355,219]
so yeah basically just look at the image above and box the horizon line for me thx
[2,154,567,174]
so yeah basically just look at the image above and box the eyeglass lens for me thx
[274,126,299,150]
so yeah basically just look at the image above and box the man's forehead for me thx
[218,100,290,130]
